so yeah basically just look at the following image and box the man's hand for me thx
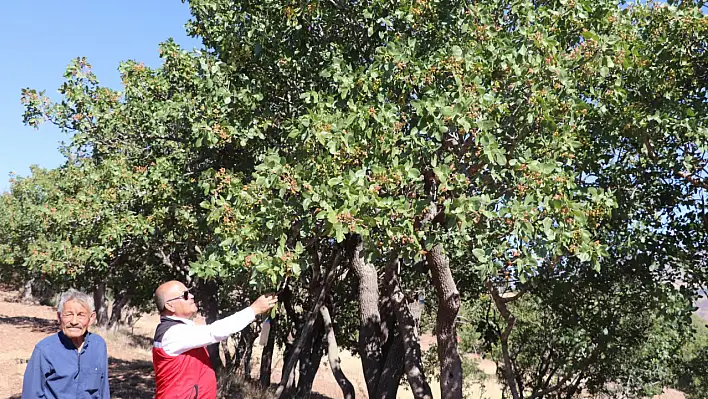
[250,294,278,315]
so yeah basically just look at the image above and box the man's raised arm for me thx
[160,294,277,356]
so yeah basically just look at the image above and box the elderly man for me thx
[152,280,277,399]
[22,288,110,399]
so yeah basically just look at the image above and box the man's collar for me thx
[163,315,195,325]
[58,330,91,350]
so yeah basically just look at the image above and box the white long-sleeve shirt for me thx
[160,308,256,356]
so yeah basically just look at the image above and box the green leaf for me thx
[472,248,487,262]
[539,163,555,174]
[334,223,345,242]
[477,119,496,130]
[581,30,599,41]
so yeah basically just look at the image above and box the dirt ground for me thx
[0,288,685,399]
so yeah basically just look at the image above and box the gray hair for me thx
[57,289,94,313]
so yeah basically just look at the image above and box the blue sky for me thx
[0,1,201,192]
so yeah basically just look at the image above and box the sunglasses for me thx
[164,288,192,309]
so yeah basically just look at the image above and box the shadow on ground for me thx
[0,315,58,334]
[7,357,155,399]
[109,357,155,398]
[126,332,153,350]
[9,353,337,399]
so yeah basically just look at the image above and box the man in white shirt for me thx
[151,280,277,399]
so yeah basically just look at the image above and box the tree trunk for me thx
[108,291,130,330]
[93,282,108,328]
[296,317,325,399]
[259,317,277,387]
[243,330,256,380]
[199,280,223,372]
[279,343,298,397]
[321,306,355,399]
[426,245,463,399]
[377,332,405,399]
[22,279,34,302]
[280,335,295,394]
[275,249,342,397]
[486,281,521,399]
[373,254,405,399]
[388,258,433,399]
[222,339,233,371]
[348,235,385,399]
[234,326,252,372]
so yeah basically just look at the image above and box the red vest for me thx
[152,317,217,399]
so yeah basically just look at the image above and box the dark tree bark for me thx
[233,325,255,373]
[259,317,277,387]
[321,305,355,399]
[388,258,433,399]
[374,254,405,399]
[93,282,108,328]
[108,291,130,330]
[296,317,325,399]
[278,284,299,391]
[377,332,405,399]
[296,242,328,398]
[243,330,257,380]
[280,326,297,394]
[349,240,433,399]
[222,339,233,370]
[275,249,342,397]
[426,245,463,399]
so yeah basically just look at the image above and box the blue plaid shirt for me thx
[21,331,110,399]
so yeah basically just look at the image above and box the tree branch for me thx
[678,171,708,189]
[485,280,521,399]
[321,305,356,399]
[275,249,343,397]
[388,256,433,399]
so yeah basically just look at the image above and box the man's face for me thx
[58,299,95,340]
[164,283,198,318]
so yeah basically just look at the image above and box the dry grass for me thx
[218,373,276,399]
